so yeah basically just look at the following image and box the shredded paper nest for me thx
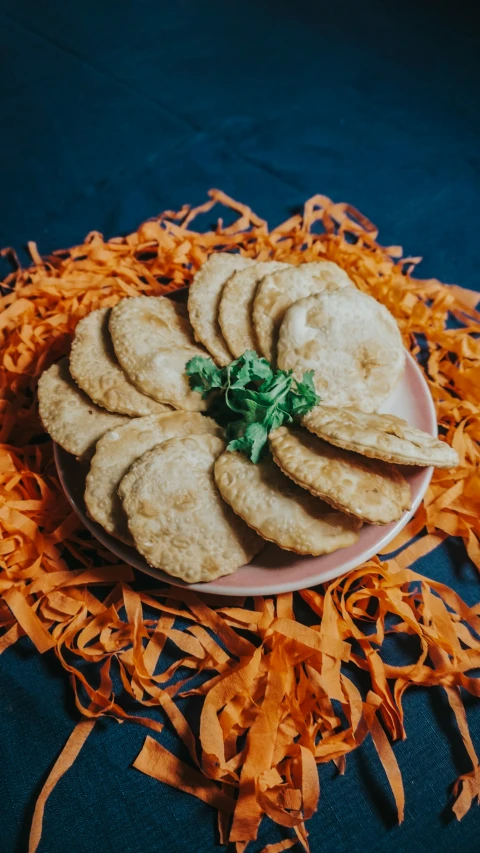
[1,191,480,853]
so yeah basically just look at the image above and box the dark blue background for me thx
[1,1,479,851]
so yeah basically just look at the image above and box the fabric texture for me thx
[0,1,479,851]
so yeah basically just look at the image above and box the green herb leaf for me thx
[296,369,316,397]
[227,422,269,464]
[185,356,225,397]
[286,371,319,417]
[228,350,273,389]
[185,351,320,462]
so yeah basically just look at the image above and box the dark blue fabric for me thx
[0,2,479,851]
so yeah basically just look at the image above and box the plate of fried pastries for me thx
[40,254,458,595]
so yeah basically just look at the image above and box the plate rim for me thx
[53,349,436,597]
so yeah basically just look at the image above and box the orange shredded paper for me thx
[1,190,480,853]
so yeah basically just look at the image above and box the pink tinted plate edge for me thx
[54,349,436,596]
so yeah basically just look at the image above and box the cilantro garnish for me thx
[186,351,320,463]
